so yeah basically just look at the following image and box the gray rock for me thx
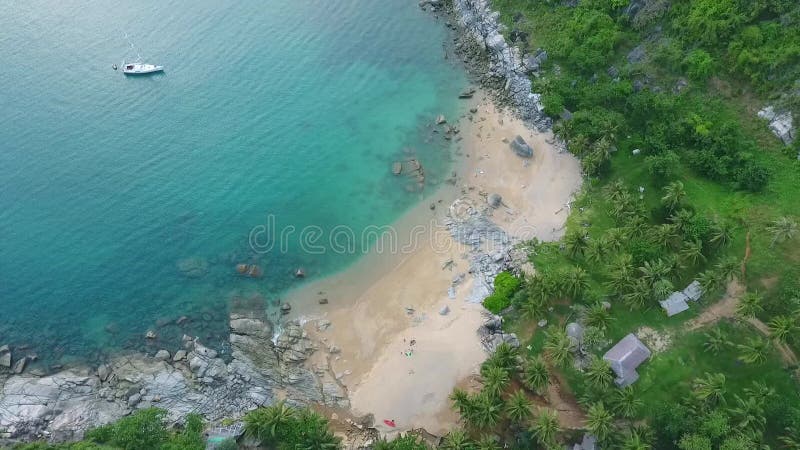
[127,393,142,407]
[673,77,689,94]
[439,305,450,315]
[0,345,10,368]
[758,106,796,147]
[97,364,111,382]
[172,350,187,362]
[154,350,171,361]
[607,66,619,79]
[537,319,548,327]
[487,193,502,208]
[627,45,646,64]
[510,135,533,158]
[317,320,331,332]
[12,357,27,374]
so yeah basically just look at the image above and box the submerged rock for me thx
[176,257,209,278]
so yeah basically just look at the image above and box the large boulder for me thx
[758,106,796,147]
[510,135,534,158]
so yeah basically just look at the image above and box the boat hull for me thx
[122,64,164,75]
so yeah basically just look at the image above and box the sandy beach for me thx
[285,94,582,436]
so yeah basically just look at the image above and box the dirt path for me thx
[685,280,798,366]
[685,281,744,331]
[546,368,586,430]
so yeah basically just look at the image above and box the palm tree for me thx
[544,329,574,366]
[505,390,533,425]
[296,410,341,450]
[709,220,734,249]
[584,356,614,388]
[520,297,547,321]
[698,268,723,294]
[484,342,518,373]
[780,427,800,450]
[614,386,643,419]
[586,238,610,265]
[768,314,798,343]
[661,181,686,211]
[669,209,694,234]
[737,336,769,364]
[702,327,730,354]
[440,429,474,450]
[481,366,510,399]
[603,228,627,252]
[522,356,550,394]
[450,388,471,416]
[743,380,775,402]
[767,216,798,247]
[562,266,590,299]
[728,394,766,438]
[244,401,295,444]
[530,408,560,446]
[603,179,628,203]
[585,402,614,441]
[638,259,670,288]
[584,302,613,329]
[692,372,727,406]
[565,230,589,259]
[715,257,740,282]
[471,391,504,430]
[621,427,652,450]
[736,291,764,318]
[475,435,501,450]
[652,223,680,250]
[679,240,706,267]
[622,279,650,310]
[605,258,635,294]
[651,278,674,302]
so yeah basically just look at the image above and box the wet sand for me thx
[285,94,582,436]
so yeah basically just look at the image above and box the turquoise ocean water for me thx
[0,0,466,364]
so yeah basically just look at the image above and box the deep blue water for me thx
[0,0,466,364]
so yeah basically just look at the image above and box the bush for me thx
[683,49,715,81]
[373,434,430,449]
[483,272,522,313]
[646,151,681,181]
[542,92,565,118]
[214,439,239,450]
[85,408,169,450]
[244,404,340,449]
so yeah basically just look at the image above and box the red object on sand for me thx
[383,419,396,428]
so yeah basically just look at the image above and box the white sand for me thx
[286,95,582,436]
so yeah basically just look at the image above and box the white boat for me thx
[122,61,164,75]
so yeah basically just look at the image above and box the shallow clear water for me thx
[0,0,466,363]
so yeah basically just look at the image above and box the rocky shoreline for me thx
[0,312,349,442]
[1,0,545,445]
[425,0,550,130]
